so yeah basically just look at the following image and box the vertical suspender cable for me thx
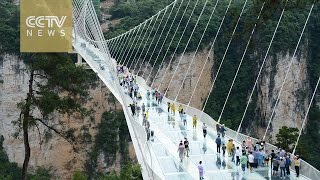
[162,0,210,98]
[197,0,248,122]
[117,29,136,63]
[144,0,189,81]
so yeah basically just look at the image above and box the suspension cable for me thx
[163,0,209,97]
[263,2,315,140]
[150,0,197,88]
[136,3,175,76]
[174,0,220,101]
[196,0,248,122]
[217,2,266,124]
[117,29,137,64]
[236,0,289,138]
[112,32,127,61]
[132,12,162,73]
[129,15,158,71]
[293,75,319,155]
[142,0,184,79]
[106,0,178,41]
[144,0,188,81]
[134,1,176,74]
[124,22,149,67]
[186,0,233,109]
[120,24,144,65]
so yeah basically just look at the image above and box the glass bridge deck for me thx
[129,84,307,180]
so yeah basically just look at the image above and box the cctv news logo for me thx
[25,16,67,37]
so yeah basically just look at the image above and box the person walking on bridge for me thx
[171,103,176,115]
[202,123,207,138]
[129,104,136,116]
[158,93,163,104]
[193,115,198,129]
[294,155,301,177]
[178,141,185,162]
[178,104,183,115]
[184,138,190,157]
[198,161,204,180]
[240,152,248,173]
[141,103,145,114]
[220,124,226,137]
[182,112,187,126]
[216,135,222,153]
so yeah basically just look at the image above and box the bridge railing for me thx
[135,75,320,180]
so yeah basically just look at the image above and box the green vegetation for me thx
[0,0,19,54]
[15,53,97,179]
[100,163,142,180]
[85,111,132,178]
[0,135,53,180]
[275,126,299,151]
[72,171,87,180]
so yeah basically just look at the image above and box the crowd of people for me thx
[214,135,302,178]
[117,65,303,179]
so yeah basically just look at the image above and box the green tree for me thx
[100,164,142,180]
[15,53,96,180]
[276,126,299,151]
[72,171,87,180]
[0,0,19,54]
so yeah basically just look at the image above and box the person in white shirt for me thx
[248,151,255,173]
[236,147,242,166]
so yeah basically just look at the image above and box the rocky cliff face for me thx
[0,54,124,178]
[144,47,215,109]
[255,51,310,141]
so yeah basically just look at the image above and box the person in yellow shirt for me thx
[192,115,198,129]
[226,139,234,156]
[171,103,176,115]
[145,110,149,120]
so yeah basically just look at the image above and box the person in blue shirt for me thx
[285,155,291,176]
[215,135,222,153]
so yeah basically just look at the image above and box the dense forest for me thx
[105,0,320,169]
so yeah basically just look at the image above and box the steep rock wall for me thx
[145,47,214,109]
[255,51,310,141]
[0,54,124,178]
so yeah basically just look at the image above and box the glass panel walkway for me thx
[126,78,307,180]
